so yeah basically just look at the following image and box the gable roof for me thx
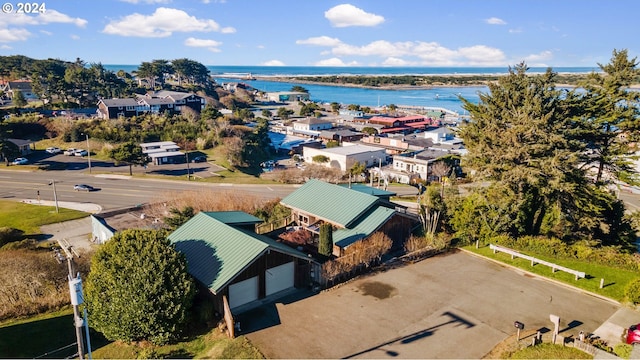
[338,183,396,197]
[99,98,139,107]
[280,179,379,228]
[168,212,311,294]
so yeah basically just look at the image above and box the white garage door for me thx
[266,262,295,296]
[228,276,259,309]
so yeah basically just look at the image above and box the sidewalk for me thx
[21,199,102,213]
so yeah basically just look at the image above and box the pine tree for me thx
[318,223,333,257]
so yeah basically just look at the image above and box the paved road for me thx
[239,250,622,359]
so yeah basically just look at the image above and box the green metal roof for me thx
[202,211,264,225]
[280,179,379,227]
[338,183,397,197]
[333,206,396,248]
[168,212,311,294]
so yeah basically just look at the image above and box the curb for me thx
[459,248,621,306]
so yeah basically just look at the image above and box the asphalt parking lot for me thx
[239,250,622,359]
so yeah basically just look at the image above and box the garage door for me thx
[228,276,259,309]
[266,262,294,296]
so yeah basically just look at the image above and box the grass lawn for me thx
[0,308,263,359]
[464,244,640,302]
[507,343,592,359]
[0,200,88,235]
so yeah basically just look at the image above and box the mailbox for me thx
[514,321,524,330]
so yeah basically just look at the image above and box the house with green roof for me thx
[168,211,318,315]
[280,179,418,256]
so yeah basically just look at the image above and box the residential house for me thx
[265,91,310,103]
[388,149,454,184]
[318,129,364,143]
[96,91,205,119]
[303,143,387,171]
[292,118,334,137]
[7,138,34,155]
[168,211,319,314]
[140,141,185,165]
[1,81,38,101]
[280,179,417,256]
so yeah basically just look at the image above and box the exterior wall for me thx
[392,155,432,180]
[303,146,387,172]
[303,147,348,171]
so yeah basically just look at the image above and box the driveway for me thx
[239,250,622,359]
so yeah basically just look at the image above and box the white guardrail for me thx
[489,244,586,280]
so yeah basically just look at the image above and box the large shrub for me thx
[0,227,24,247]
[625,278,640,305]
[84,229,196,345]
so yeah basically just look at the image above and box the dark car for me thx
[627,324,640,345]
[191,156,207,163]
[73,184,95,192]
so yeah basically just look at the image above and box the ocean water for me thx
[104,65,597,114]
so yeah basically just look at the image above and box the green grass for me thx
[0,307,263,359]
[0,200,88,235]
[464,244,640,302]
[0,307,79,359]
[508,343,592,359]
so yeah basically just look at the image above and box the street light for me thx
[48,180,59,213]
[82,133,91,174]
[370,156,382,188]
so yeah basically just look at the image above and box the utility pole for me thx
[58,239,92,360]
[49,180,59,213]
[83,133,91,174]
[185,152,191,181]
[377,157,382,189]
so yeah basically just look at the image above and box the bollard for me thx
[600,278,604,289]
[475,240,479,249]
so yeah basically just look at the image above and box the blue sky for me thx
[0,0,637,67]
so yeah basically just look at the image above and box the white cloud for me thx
[256,45,265,49]
[313,57,359,66]
[40,30,52,36]
[324,4,384,27]
[0,10,87,27]
[457,45,506,65]
[485,17,506,25]
[0,44,11,49]
[296,36,342,47]
[70,34,80,40]
[103,7,235,37]
[382,57,414,66]
[184,37,222,52]
[523,50,553,65]
[509,28,522,33]
[0,28,30,42]
[120,0,172,3]
[261,60,285,66]
[220,27,236,34]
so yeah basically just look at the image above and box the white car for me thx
[63,148,76,155]
[74,149,88,157]
[12,157,28,165]
[46,147,61,154]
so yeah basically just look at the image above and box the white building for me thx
[140,141,185,165]
[388,149,452,184]
[303,143,387,172]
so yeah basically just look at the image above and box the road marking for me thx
[267,187,273,191]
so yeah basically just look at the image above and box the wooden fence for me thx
[489,244,586,280]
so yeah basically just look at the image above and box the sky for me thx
[0,0,637,68]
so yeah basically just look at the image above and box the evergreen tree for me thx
[109,141,151,175]
[84,229,196,345]
[458,63,632,245]
[318,223,333,257]
[575,49,640,184]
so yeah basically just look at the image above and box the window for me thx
[126,106,135,111]
[298,214,309,225]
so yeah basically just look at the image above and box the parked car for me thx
[74,149,88,157]
[191,156,207,163]
[46,147,61,154]
[73,184,94,192]
[12,157,28,165]
[63,148,76,155]
[626,324,640,345]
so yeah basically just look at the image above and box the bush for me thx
[614,343,633,359]
[625,278,640,305]
[0,227,24,247]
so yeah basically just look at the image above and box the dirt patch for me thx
[358,281,397,300]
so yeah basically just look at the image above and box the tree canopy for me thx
[84,229,196,345]
[108,141,151,175]
[457,58,636,248]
